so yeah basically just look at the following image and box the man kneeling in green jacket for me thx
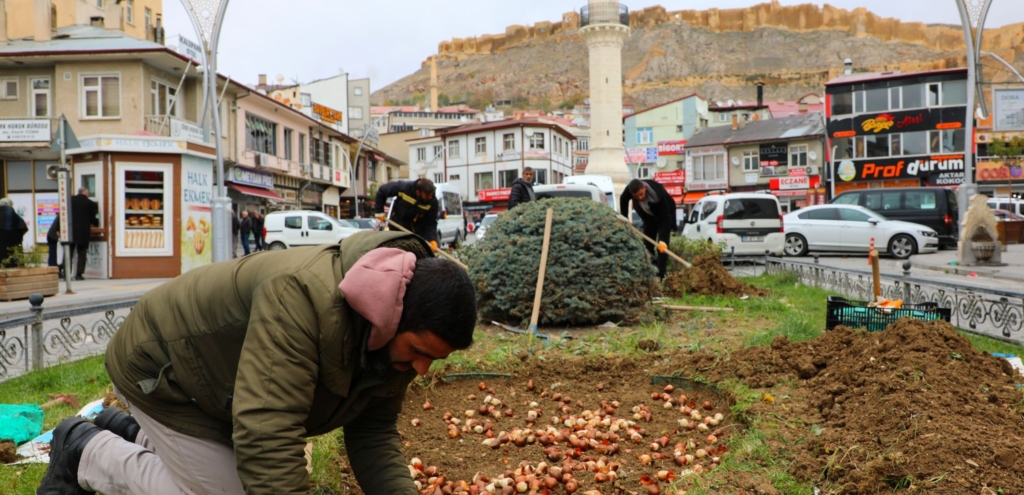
[38,231,476,495]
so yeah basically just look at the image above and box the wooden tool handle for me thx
[384,219,469,271]
[629,225,692,268]
[529,209,555,331]
[871,250,881,300]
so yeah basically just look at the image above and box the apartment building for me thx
[2,0,164,43]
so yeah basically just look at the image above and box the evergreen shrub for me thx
[466,198,657,327]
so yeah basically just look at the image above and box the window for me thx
[693,154,726,181]
[433,145,443,159]
[928,83,941,106]
[145,8,152,30]
[853,91,866,113]
[434,173,444,183]
[417,147,427,162]
[82,75,120,118]
[676,125,684,133]
[284,216,302,229]
[718,113,730,122]
[904,191,937,210]
[890,133,902,156]
[448,140,460,158]
[902,131,928,155]
[535,169,547,185]
[96,0,103,7]
[831,92,852,115]
[839,208,873,222]
[864,191,902,211]
[724,198,780,220]
[323,140,332,167]
[308,216,333,231]
[475,172,494,192]
[832,137,853,160]
[637,127,653,144]
[789,145,808,167]
[889,87,902,110]
[529,133,545,150]
[449,174,460,181]
[503,133,515,151]
[902,83,925,109]
[742,150,758,171]
[941,129,966,152]
[799,208,838,221]
[283,128,293,160]
[832,193,860,205]
[865,88,889,112]
[942,81,967,106]
[150,80,181,117]
[0,78,17,100]
[499,170,518,188]
[126,0,134,24]
[865,135,889,157]
[354,87,363,96]
[30,78,50,117]
[349,107,363,119]
[245,114,277,154]
[475,137,487,154]
[298,134,306,163]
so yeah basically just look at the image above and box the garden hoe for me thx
[495,208,555,340]
[617,215,693,268]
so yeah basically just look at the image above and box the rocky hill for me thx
[373,1,1024,110]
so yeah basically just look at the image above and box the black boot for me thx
[37,417,101,495]
[94,407,140,443]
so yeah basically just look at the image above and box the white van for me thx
[387,182,466,247]
[533,183,605,204]
[263,210,363,250]
[563,175,615,209]
[681,192,785,256]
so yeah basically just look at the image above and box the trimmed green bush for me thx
[466,198,657,327]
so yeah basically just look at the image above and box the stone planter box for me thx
[0,267,59,302]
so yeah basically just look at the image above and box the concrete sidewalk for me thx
[910,244,1024,283]
[0,278,170,320]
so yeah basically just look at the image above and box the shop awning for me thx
[682,192,706,204]
[229,183,283,201]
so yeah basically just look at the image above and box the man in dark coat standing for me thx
[620,179,678,279]
[231,208,240,258]
[70,188,98,280]
[253,212,265,251]
[0,198,28,268]
[508,167,536,210]
[373,178,440,252]
[239,211,253,256]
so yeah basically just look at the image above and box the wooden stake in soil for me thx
[871,250,881,300]
[383,218,469,270]
[528,208,554,336]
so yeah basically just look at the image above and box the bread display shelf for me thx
[124,230,166,249]
[126,210,164,214]
[125,188,165,194]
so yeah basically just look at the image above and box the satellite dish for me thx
[275,74,286,84]
[525,130,535,137]
[808,150,818,162]
[731,156,740,166]
[737,100,744,106]
[716,101,724,107]
[656,157,668,169]
[727,100,735,107]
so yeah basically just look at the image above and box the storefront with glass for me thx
[67,135,215,279]
[227,165,282,216]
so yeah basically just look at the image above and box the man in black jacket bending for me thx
[620,179,677,279]
[374,178,440,252]
[508,167,536,210]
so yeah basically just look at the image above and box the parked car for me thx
[783,204,939,259]
[831,187,958,248]
[992,209,1024,222]
[263,211,363,250]
[476,214,499,241]
[986,198,1024,218]
[562,174,616,209]
[680,193,785,256]
[348,217,380,231]
[532,183,606,204]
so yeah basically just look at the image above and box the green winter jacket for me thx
[105,231,431,495]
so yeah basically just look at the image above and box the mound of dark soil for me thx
[0,440,16,464]
[670,319,1024,494]
[663,254,767,298]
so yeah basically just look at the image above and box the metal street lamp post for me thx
[350,112,390,218]
[955,0,993,262]
[181,0,232,262]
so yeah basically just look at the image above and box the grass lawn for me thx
[2,274,1021,495]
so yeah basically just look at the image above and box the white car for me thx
[476,214,499,241]
[533,183,607,205]
[783,204,939,259]
[263,211,363,250]
[681,193,785,256]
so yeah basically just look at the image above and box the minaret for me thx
[579,0,630,197]
[429,56,439,112]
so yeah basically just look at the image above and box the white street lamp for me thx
[181,0,232,262]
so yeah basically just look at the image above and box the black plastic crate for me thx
[826,296,951,331]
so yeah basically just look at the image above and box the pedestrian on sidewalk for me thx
[46,217,64,278]
[37,231,476,495]
[231,208,240,258]
[239,211,252,256]
[253,212,265,251]
[508,167,536,210]
[70,188,99,281]
[0,198,28,268]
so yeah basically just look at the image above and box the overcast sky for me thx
[162,1,1023,91]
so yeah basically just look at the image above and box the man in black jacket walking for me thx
[374,178,440,252]
[239,211,253,256]
[508,167,536,210]
[70,188,98,280]
[620,179,678,279]
[252,212,264,251]
[231,208,240,258]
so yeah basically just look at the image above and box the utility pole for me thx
[351,112,390,218]
[181,0,232,263]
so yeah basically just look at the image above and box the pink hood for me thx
[338,247,417,351]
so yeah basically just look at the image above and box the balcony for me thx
[580,3,629,27]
